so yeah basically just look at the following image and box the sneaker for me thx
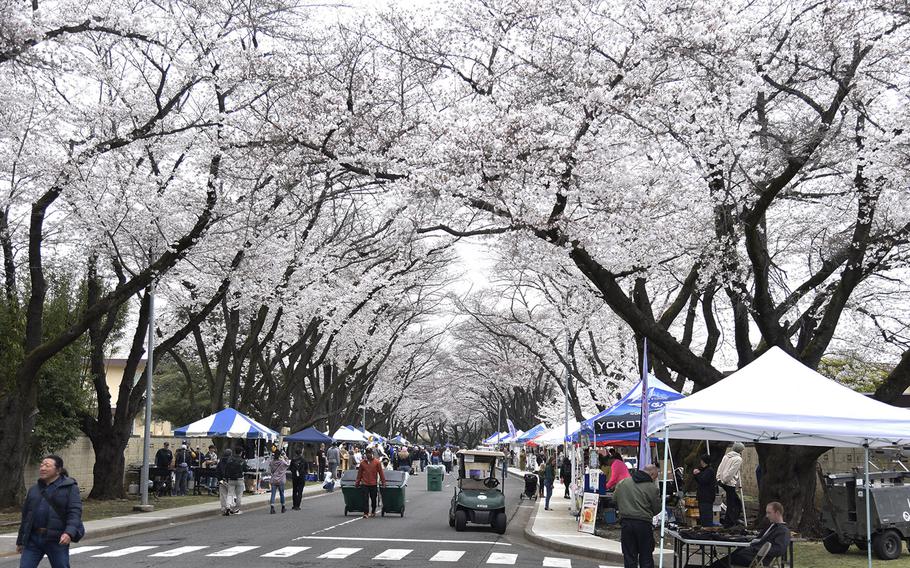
[362,513,369,519]
[232,510,242,515]
[270,506,276,514]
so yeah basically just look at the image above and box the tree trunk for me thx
[756,444,827,534]
[0,395,30,506]
[87,428,130,499]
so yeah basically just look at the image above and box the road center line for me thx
[293,535,511,546]
[310,517,362,535]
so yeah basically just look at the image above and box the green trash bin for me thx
[380,471,406,517]
[340,470,367,516]
[427,464,445,491]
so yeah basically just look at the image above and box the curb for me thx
[522,502,626,564]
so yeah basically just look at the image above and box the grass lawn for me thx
[793,541,910,567]
[0,493,219,534]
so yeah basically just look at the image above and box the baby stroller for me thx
[519,473,539,500]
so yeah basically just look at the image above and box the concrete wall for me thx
[738,446,909,506]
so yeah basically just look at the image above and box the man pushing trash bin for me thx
[355,448,386,518]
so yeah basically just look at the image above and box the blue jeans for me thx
[20,533,70,568]
[270,482,285,505]
[544,482,554,509]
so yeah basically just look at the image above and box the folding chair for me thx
[748,542,782,568]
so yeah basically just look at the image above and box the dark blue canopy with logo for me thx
[571,377,684,444]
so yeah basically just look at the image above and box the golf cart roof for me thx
[459,449,504,458]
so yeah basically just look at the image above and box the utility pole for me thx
[135,284,156,512]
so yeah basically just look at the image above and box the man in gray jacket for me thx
[614,464,662,568]
[326,443,341,478]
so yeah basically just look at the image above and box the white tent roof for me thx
[532,419,583,446]
[647,347,910,448]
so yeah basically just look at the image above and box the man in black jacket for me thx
[692,454,717,526]
[17,455,83,568]
[289,449,309,510]
[215,448,246,515]
[710,502,790,567]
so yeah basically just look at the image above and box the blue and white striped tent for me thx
[174,408,279,441]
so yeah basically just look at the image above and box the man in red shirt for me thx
[355,448,386,518]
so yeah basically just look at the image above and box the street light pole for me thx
[136,284,156,512]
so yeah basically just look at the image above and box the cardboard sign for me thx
[578,491,599,534]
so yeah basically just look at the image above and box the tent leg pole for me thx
[739,485,748,529]
[658,427,671,568]
[865,443,872,568]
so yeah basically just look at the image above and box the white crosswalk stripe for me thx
[261,546,311,557]
[150,546,210,557]
[487,552,518,564]
[69,546,108,555]
[373,548,412,560]
[430,550,466,562]
[206,545,260,557]
[93,546,158,557]
[318,547,362,559]
[543,557,572,567]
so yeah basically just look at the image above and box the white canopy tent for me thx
[531,419,583,446]
[648,346,910,568]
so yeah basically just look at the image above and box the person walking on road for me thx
[441,447,453,474]
[289,449,308,510]
[717,442,744,527]
[356,448,386,518]
[543,456,556,510]
[216,448,245,515]
[614,464,662,568]
[17,455,84,568]
[269,449,290,514]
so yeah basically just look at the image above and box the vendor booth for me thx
[174,408,279,493]
[574,376,684,445]
[648,346,910,568]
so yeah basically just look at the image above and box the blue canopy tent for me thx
[514,423,548,443]
[570,377,684,445]
[174,407,279,440]
[285,426,334,445]
[482,432,508,445]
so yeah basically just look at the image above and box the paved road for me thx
[2,472,615,568]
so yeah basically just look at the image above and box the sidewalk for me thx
[0,482,331,558]
[509,467,671,566]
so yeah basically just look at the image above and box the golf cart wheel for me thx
[823,533,850,554]
[873,530,903,560]
[493,511,507,534]
[455,509,467,532]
